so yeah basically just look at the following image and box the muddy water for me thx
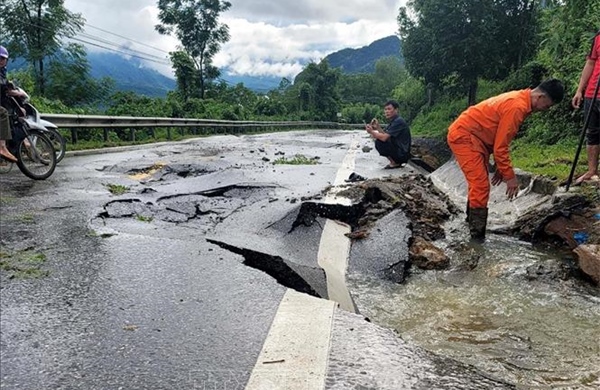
[348,234,600,388]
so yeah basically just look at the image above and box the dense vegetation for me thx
[1,0,599,178]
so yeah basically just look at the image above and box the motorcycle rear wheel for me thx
[45,128,66,163]
[16,130,57,180]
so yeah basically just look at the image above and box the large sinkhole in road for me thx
[96,171,600,389]
[98,175,459,297]
[99,183,275,226]
[206,175,459,297]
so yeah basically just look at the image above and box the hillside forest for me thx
[1,0,599,179]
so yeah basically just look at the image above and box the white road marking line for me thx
[245,289,335,390]
[246,137,360,389]
[318,136,359,312]
[317,219,355,312]
[322,137,360,205]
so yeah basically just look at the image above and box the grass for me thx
[0,249,49,279]
[136,215,154,222]
[0,195,16,206]
[4,213,36,224]
[105,183,130,195]
[510,138,588,179]
[273,154,320,165]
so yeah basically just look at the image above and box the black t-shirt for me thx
[385,115,411,156]
[0,66,8,109]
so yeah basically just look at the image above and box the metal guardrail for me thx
[40,113,364,144]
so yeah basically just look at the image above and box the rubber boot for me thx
[468,207,488,241]
[465,200,470,222]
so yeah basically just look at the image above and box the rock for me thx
[544,215,588,249]
[410,138,452,170]
[525,261,570,282]
[345,172,367,183]
[409,236,449,270]
[345,230,370,240]
[361,145,372,153]
[451,242,481,270]
[573,244,600,285]
[507,193,589,241]
[384,260,409,283]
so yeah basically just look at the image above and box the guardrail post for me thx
[71,128,78,144]
[129,128,135,142]
[103,128,109,142]
[150,127,155,139]
[167,127,172,140]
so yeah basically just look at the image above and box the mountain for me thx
[322,35,403,74]
[10,35,403,97]
[84,35,403,95]
[219,73,283,93]
[87,52,176,97]
[87,52,283,95]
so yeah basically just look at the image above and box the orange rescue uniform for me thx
[447,89,532,208]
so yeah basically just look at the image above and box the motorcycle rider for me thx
[0,46,17,162]
[0,45,28,162]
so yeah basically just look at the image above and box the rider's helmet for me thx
[0,46,8,59]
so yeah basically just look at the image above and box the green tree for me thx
[1,0,84,95]
[254,96,287,118]
[338,73,378,104]
[398,0,538,105]
[337,57,406,106]
[170,50,200,100]
[392,73,427,123]
[373,56,405,92]
[293,61,341,121]
[156,0,232,99]
[537,0,600,89]
[518,0,600,144]
[45,44,114,106]
[341,103,381,124]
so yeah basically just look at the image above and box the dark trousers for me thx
[0,106,11,141]
[584,98,600,145]
[375,140,409,164]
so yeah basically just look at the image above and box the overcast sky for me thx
[63,0,405,80]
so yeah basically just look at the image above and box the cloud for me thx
[214,17,399,79]
[64,0,405,79]
[226,0,402,25]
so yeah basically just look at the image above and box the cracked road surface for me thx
[1,130,513,389]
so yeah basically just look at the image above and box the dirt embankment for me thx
[339,174,459,272]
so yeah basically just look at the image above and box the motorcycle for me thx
[18,88,66,163]
[0,94,57,180]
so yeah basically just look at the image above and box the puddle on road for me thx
[348,234,600,388]
[128,163,216,183]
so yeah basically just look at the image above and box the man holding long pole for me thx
[571,30,600,186]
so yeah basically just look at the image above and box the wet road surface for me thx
[1,130,514,389]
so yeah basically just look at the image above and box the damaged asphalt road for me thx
[2,129,583,389]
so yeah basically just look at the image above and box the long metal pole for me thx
[565,75,600,191]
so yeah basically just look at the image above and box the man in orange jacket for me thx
[447,79,565,240]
